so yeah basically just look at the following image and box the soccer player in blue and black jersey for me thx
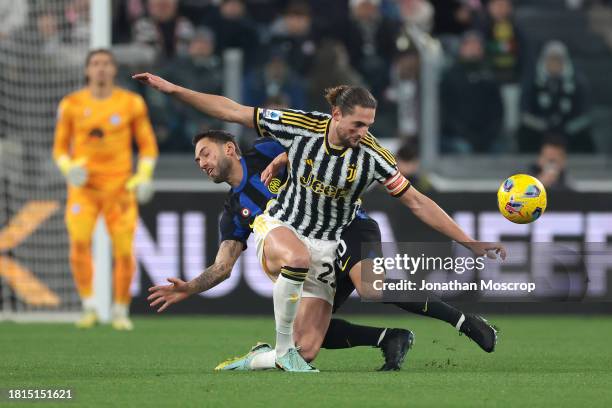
[148,130,413,370]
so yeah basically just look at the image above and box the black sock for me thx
[321,318,386,349]
[386,299,463,327]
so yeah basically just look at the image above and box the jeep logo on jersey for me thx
[299,160,349,200]
[268,178,282,194]
[241,208,251,218]
[110,113,121,125]
[346,164,358,183]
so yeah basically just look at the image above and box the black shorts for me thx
[332,215,383,313]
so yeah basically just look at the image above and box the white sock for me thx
[249,350,276,370]
[113,303,129,319]
[273,273,305,357]
[455,314,466,331]
[82,296,95,312]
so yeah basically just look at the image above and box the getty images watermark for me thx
[371,253,535,294]
[359,242,611,303]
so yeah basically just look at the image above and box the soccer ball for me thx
[497,174,547,224]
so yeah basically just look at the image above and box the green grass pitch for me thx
[1,315,611,407]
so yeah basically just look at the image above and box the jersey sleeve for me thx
[52,98,73,160]
[219,208,250,250]
[253,107,329,148]
[252,138,286,159]
[131,94,159,159]
[361,133,411,198]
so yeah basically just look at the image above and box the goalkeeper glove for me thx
[56,155,88,187]
[126,157,156,204]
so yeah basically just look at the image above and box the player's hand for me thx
[131,72,177,94]
[126,158,156,203]
[126,175,154,203]
[261,152,288,186]
[466,241,507,260]
[56,156,88,187]
[147,277,192,313]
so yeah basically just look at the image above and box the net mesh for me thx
[0,0,90,317]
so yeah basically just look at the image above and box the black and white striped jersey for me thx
[253,107,411,241]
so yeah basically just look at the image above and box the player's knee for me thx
[283,250,310,270]
[359,281,383,301]
[70,241,91,257]
[111,234,134,258]
[113,246,133,259]
[113,254,134,268]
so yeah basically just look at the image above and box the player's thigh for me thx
[65,187,100,244]
[301,237,338,304]
[293,297,332,362]
[262,226,310,275]
[103,190,137,257]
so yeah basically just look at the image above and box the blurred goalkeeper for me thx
[53,49,159,330]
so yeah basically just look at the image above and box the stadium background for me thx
[1,0,611,318]
[1,1,612,406]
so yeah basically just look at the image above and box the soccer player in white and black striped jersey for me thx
[133,73,507,372]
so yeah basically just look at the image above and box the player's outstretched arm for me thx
[147,240,243,312]
[399,187,506,259]
[132,72,254,128]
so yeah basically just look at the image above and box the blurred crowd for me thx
[1,0,610,159]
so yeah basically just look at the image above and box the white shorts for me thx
[252,213,338,305]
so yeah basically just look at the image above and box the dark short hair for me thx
[324,85,377,114]
[84,49,116,84]
[541,133,567,150]
[192,130,241,155]
[396,139,419,162]
[85,48,116,67]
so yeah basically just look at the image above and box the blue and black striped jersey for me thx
[219,138,286,249]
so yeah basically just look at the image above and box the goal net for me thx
[0,0,90,320]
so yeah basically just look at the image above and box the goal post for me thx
[90,0,113,323]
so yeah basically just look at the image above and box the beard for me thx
[337,128,361,148]
[211,156,232,183]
